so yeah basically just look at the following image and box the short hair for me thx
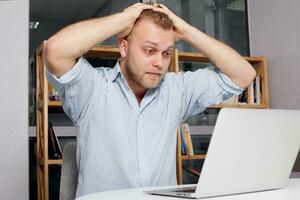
[135,9,174,30]
[123,9,174,42]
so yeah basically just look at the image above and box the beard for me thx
[124,59,164,89]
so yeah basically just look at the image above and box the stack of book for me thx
[180,123,194,156]
[48,122,62,159]
[221,73,262,105]
[48,87,60,101]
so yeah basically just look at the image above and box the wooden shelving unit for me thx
[36,43,269,198]
[35,43,121,200]
[174,50,269,185]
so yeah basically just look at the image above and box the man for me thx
[45,3,256,197]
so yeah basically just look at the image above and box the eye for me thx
[163,51,172,58]
[144,48,154,55]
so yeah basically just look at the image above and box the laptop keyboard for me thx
[172,186,197,193]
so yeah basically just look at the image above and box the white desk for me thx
[76,178,300,200]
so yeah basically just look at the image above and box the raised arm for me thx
[44,3,154,77]
[153,4,256,89]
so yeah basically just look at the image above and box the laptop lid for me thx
[195,108,300,198]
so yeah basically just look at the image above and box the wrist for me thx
[179,24,195,41]
[122,9,139,23]
[182,25,207,43]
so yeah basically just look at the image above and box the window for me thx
[163,0,249,55]
[163,0,249,126]
[29,0,250,127]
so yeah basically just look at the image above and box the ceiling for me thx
[29,0,141,56]
[30,0,108,21]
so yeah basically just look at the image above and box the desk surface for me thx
[76,178,300,200]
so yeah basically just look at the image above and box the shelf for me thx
[85,45,120,58]
[209,103,268,109]
[37,44,269,195]
[183,167,200,176]
[178,52,264,64]
[181,154,206,160]
[48,101,62,107]
[38,159,62,165]
[48,159,62,165]
[48,101,267,109]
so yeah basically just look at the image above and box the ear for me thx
[119,38,128,58]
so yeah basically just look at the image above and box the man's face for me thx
[120,19,175,91]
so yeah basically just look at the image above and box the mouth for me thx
[146,72,161,76]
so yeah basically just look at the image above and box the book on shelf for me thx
[254,74,261,104]
[181,123,194,156]
[220,72,262,105]
[48,122,62,159]
[49,87,59,101]
[249,81,255,104]
[180,127,187,155]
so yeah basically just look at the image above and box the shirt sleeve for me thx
[46,57,100,123]
[180,66,244,122]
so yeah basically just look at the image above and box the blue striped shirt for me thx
[46,57,243,197]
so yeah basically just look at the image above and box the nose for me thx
[152,54,163,70]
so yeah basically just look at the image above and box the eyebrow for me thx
[143,41,174,50]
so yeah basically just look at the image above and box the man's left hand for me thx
[153,3,191,41]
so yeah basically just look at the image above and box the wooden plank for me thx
[176,130,183,185]
[48,101,62,107]
[37,164,43,200]
[178,52,263,62]
[48,159,63,165]
[37,101,43,110]
[169,49,179,73]
[182,155,206,160]
[178,52,210,62]
[209,104,268,109]
[85,45,120,58]
[44,163,49,200]
[261,57,269,108]
[183,167,201,176]
[178,51,264,64]
[40,41,49,200]
[36,41,44,55]
[244,56,265,63]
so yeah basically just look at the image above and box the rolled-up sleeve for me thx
[46,57,98,123]
[180,66,244,121]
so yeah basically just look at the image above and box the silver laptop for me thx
[146,108,300,198]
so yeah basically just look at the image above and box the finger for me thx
[158,3,170,11]
[137,3,155,10]
[132,2,142,7]
[131,2,153,10]
[153,3,160,7]
[131,3,152,10]
[152,7,168,15]
[118,25,134,39]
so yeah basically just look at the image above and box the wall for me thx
[30,18,75,57]
[0,0,29,199]
[248,0,300,109]
[247,0,300,171]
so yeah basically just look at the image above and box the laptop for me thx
[146,108,300,198]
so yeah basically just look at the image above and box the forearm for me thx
[49,12,130,59]
[45,12,132,76]
[182,25,256,88]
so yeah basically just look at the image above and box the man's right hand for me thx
[119,3,154,40]
[45,3,154,77]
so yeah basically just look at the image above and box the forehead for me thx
[130,19,175,49]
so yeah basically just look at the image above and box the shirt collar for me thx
[109,59,122,82]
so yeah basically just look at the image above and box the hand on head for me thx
[118,3,189,41]
[152,3,189,41]
[118,3,154,40]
